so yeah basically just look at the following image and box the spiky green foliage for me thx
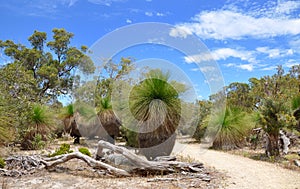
[99,97,112,111]
[64,104,74,118]
[21,104,54,150]
[130,70,180,124]
[30,104,53,127]
[129,70,182,159]
[205,107,255,150]
[97,97,121,144]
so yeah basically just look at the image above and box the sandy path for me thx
[173,141,300,189]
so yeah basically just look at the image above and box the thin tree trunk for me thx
[265,133,279,157]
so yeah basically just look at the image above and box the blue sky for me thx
[0,0,300,100]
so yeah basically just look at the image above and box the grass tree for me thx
[21,104,54,149]
[130,70,182,160]
[62,103,98,144]
[97,97,121,144]
[61,104,75,135]
[204,106,255,150]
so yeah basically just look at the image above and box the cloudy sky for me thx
[0,0,299,99]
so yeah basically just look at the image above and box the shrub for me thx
[122,127,139,148]
[31,134,46,150]
[49,143,73,157]
[78,147,91,157]
[0,157,5,168]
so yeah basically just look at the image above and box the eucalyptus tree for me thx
[0,28,95,102]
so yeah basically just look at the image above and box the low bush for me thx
[49,143,73,157]
[78,147,91,157]
[0,157,5,168]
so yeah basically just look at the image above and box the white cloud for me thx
[145,11,153,17]
[64,0,78,7]
[170,26,192,38]
[289,37,300,51]
[260,66,278,71]
[226,63,254,71]
[284,59,299,68]
[170,10,300,40]
[256,47,294,58]
[238,64,254,71]
[88,0,126,6]
[126,19,132,24]
[190,68,200,72]
[190,66,217,73]
[156,12,164,16]
[275,0,300,15]
[185,48,257,72]
[144,11,166,17]
[184,48,255,64]
[200,66,218,73]
[213,48,255,62]
[184,53,213,63]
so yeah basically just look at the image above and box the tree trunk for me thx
[139,133,176,160]
[265,133,279,157]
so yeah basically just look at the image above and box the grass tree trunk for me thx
[265,132,279,157]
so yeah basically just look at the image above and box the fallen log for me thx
[40,152,130,177]
[97,140,204,175]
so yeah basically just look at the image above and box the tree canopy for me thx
[0,28,95,103]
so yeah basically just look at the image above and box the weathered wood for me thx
[279,130,290,154]
[40,152,130,176]
[97,140,153,168]
[97,140,204,174]
[153,156,176,162]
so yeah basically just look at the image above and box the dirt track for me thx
[174,140,300,189]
